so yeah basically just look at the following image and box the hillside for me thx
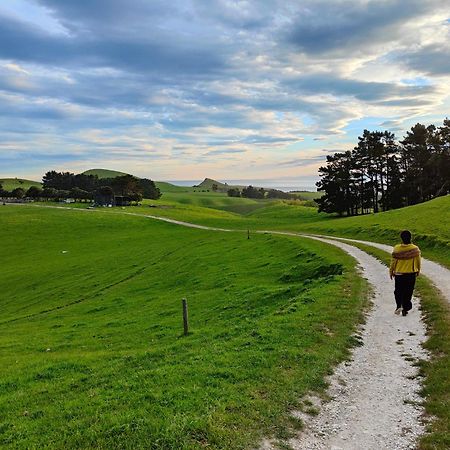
[0,178,41,191]
[155,181,193,193]
[0,205,365,449]
[82,168,129,179]
[195,177,232,191]
[126,194,450,267]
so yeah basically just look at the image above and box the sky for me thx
[0,0,449,183]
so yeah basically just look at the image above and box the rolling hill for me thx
[0,178,41,191]
[81,168,129,179]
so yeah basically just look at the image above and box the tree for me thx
[242,185,265,199]
[315,116,449,216]
[94,186,114,206]
[227,188,241,197]
[42,171,75,190]
[70,187,91,202]
[11,187,25,199]
[26,186,43,199]
[316,151,355,216]
[139,178,161,199]
[41,188,58,201]
[266,189,292,199]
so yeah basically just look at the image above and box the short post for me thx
[247,229,250,240]
[182,298,189,336]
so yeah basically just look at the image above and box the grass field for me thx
[0,206,367,449]
[125,193,450,268]
[0,178,41,191]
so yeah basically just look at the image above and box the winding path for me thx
[281,236,429,450]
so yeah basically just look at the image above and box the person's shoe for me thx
[395,308,402,315]
[402,310,408,316]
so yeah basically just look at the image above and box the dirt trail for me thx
[280,236,429,450]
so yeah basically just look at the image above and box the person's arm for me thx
[414,248,421,276]
[389,248,397,279]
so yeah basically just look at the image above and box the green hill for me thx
[0,205,364,449]
[155,181,193,193]
[0,178,41,191]
[82,168,129,179]
[195,177,232,192]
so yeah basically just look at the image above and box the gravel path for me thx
[282,236,429,450]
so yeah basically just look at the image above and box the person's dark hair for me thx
[400,230,412,244]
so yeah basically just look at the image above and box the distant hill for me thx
[195,178,232,192]
[195,177,266,192]
[155,182,193,193]
[82,168,190,193]
[0,178,41,191]
[195,178,319,197]
[82,168,129,179]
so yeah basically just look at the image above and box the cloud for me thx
[285,0,443,55]
[0,0,449,180]
[401,44,450,76]
[204,148,247,156]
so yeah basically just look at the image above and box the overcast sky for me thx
[0,0,449,182]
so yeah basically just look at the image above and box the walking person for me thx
[389,230,421,316]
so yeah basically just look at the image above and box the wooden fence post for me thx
[182,298,189,336]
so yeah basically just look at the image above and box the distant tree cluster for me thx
[0,171,162,203]
[316,118,450,216]
[42,171,161,202]
[227,185,295,199]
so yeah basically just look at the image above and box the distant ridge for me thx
[82,168,129,179]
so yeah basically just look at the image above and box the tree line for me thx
[316,118,450,216]
[228,185,295,199]
[0,171,161,202]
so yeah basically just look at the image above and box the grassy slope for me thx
[160,191,274,214]
[0,206,367,449]
[290,191,323,201]
[30,192,450,266]
[155,182,193,193]
[0,178,41,191]
[127,194,450,268]
[251,196,450,267]
[82,169,129,179]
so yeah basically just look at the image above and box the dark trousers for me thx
[394,273,416,311]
